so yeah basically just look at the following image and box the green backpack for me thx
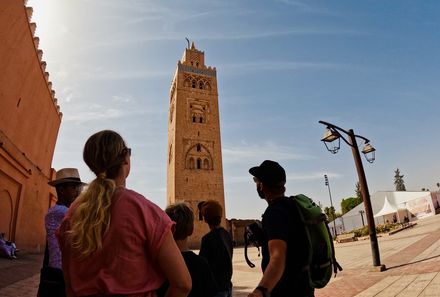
[291,194,343,289]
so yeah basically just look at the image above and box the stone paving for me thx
[1,214,440,296]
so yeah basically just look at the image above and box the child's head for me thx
[166,203,194,240]
[200,200,222,227]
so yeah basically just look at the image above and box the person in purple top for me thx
[38,168,84,297]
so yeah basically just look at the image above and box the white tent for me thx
[374,196,400,217]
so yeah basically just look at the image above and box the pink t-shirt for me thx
[57,188,174,297]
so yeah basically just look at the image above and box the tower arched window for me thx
[192,80,196,88]
[197,158,202,169]
[193,116,196,123]
[199,117,203,123]
[199,81,204,89]
[184,79,191,88]
[188,157,195,169]
[203,158,210,170]
[196,144,201,152]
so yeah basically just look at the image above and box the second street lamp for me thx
[324,174,337,238]
[318,120,385,271]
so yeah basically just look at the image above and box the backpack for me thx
[243,195,343,288]
[243,221,264,268]
[291,194,342,288]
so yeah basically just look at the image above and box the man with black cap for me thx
[38,168,85,297]
[248,160,313,297]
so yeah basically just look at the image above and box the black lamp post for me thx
[324,174,337,238]
[318,120,385,271]
[359,210,365,227]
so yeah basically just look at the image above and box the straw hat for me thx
[48,168,85,186]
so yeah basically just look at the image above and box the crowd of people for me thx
[38,129,313,297]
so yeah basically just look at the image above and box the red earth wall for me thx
[0,0,62,251]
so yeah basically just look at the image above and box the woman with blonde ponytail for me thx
[57,130,191,297]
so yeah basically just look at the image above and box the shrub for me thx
[351,222,400,237]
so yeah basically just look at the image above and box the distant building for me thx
[0,0,62,251]
[167,42,225,248]
[330,191,440,234]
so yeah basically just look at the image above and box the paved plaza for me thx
[2,214,440,297]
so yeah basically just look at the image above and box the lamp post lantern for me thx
[324,174,337,238]
[318,120,385,271]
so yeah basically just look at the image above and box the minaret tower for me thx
[167,42,225,247]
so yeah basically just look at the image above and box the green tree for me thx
[341,197,362,214]
[324,206,336,221]
[355,182,362,201]
[394,168,406,191]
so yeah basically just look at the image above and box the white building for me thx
[329,191,440,235]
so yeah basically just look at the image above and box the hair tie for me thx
[98,172,107,179]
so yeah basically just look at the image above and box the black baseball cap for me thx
[249,160,286,186]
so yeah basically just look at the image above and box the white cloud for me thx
[222,142,314,163]
[112,94,134,103]
[220,61,348,73]
[63,108,124,122]
[225,171,342,183]
[79,68,170,80]
[273,0,337,15]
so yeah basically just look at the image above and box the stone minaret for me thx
[167,42,225,248]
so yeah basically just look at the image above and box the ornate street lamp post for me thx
[319,120,385,271]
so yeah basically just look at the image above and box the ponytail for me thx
[68,177,115,258]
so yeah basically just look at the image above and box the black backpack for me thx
[243,220,264,268]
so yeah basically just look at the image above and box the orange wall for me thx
[0,0,61,251]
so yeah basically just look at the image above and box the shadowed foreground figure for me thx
[199,200,233,297]
[57,130,191,297]
[248,160,314,297]
[158,202,218,297]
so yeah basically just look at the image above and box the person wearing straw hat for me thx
[38,168,85,297]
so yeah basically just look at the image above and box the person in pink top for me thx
[57,130,191,297]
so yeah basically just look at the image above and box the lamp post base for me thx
[369,264,387,272]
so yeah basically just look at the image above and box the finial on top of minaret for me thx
[191,41,196,50]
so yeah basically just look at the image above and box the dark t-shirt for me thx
[157,251,218,297]
[261,196,314,297]
[199,227,233,291]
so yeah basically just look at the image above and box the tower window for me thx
[188,158,195,169]
[203,159,210,170]
[193,116,196,122]
[199,117,203,123]
[199,82,203,89]
[197,158,202,169]
[197,144,201,152]
[192,80,196,88]
[196,62,199,67]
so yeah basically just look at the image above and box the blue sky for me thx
[29,0,440,219]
